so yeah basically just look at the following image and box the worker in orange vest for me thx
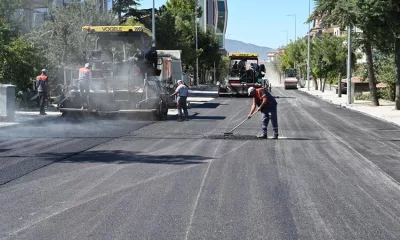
[36,69,48,115]
[247,87,279,139]
[78,63,92,109]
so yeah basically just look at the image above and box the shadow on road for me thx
[57,150,210,165]
[191,103,228,109]
[274,96,296,99]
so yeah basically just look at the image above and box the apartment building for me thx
[20,0,109,31]
[308,16,366,63]
[198,0,228,50]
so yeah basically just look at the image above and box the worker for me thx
[170,80,189,121]
[36,69,48,115]
[247,87,278,139]
[78,63,92,109]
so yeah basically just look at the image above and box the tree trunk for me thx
[313,77,318,90]
[322,78,326,93]
[319,78,323,91]
[395,37,400,110]
[364,41,380,106]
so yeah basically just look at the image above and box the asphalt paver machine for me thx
[58,25,179,120]
[217,53,269,97]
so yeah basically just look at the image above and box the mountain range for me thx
[225,39,275,62]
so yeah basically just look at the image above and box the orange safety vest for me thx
[36,74,48,81]
[254,88,276,104]
[79,67,91,81]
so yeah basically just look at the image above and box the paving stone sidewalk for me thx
[299,88,400,127]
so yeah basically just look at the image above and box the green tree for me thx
[112,0,140,19]
[28,1,118,86]
[309,0,381,105]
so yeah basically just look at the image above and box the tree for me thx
[0,0,42,90]
[28,1,118,87]
[112,0,140,20]
[309,0,381,105]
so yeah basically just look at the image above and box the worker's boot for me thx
[257,132,268,138]
[272,133,279,139]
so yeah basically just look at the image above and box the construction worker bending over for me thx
[36,69,48,115]
[78,63,92,109]
[247,87,279,139]
[170,80,189,121]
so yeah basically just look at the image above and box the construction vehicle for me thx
[217,53,270,97]
[283,68,298,89]
[58,25,184,120]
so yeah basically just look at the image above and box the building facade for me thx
[198,0,228,50]
[20,0,109,31]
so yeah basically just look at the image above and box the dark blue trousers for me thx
[261,107,278,135]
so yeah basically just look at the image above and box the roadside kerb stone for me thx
[299,88,400,127]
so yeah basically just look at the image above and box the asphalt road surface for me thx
[0,87,399,240]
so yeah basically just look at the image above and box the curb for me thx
[299,89,400,128]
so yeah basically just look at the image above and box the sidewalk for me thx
[0,107,62,128]
[299,88,400,127]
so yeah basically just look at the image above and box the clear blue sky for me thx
[138,0,316,49]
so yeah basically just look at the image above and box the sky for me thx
[138,0,316,49]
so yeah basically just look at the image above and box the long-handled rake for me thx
[224,112,257,136]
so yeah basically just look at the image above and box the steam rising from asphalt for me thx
[265,62,282,87]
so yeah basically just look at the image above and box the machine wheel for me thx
[155,100,168,121]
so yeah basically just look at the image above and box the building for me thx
[198,0,228,50]
[308,16,366,64]
[20,0,109,32]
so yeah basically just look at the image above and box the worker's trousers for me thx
[79,81,90,109]
[177,96,188,120]
[38,92,46,114]
[261,107,278,135]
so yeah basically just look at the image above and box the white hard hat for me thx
[41,69,47,72]
[248,87,255,96]
[85,63,90,68]
[177,80,183,84]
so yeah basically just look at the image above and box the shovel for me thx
[224,111,257,136]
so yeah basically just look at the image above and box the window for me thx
[216,1,226,33]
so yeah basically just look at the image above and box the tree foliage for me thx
[310,0,400,108]
[28,1,118,86]
[0,0,41,90]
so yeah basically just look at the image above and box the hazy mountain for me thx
[225,39,274,62]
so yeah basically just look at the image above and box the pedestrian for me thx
[247,87,279,139]
[170,80,189,121]
[36,69,48,115]
[78,63,92,109]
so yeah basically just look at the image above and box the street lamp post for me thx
[307,0,311,91]
[195,0,199,87]
[287,14,297,68]
[152,0,156,45]
[347,25,352,104]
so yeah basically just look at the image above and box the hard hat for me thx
[85,63,90,68]
[177,80,183,84]
[248,87,255,96]
[41,69,47,72]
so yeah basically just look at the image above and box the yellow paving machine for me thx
[58,25,184,120]
[217,53,270,97]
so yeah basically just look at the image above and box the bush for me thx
[355,92,371,100]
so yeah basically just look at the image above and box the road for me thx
[0,87,399,240]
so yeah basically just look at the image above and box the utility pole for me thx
[287,14,297,68]
[307,0,311,91]
[152,0,156,45]
[195,0,199,87]
[347,25,352,104]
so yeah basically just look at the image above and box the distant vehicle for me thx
[284,68,298,89]
[217,53,270,97]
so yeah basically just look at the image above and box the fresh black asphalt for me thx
[0,87,399,240]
